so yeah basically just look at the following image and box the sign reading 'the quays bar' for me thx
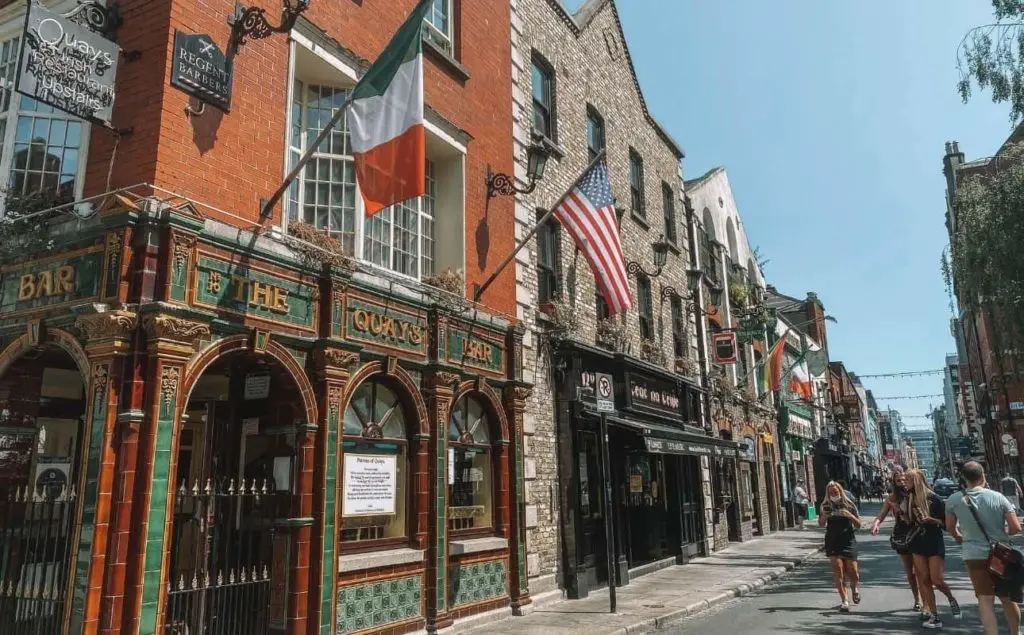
[17,1,120,126]
[0,249,104,315]
[193,256,316,331]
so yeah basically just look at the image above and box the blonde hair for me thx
[907,469,933,521]
[824,480,851,511]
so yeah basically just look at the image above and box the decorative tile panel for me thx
[445,328,505,376]
[0,248,103,316]
[192,255,316,331]
[343,296,428,358]
[336,574,422,634]
[449,559,507,608]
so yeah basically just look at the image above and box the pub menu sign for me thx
[17,0,120,126]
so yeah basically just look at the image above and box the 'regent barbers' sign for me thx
[16,0,120,126]
[170,31,233,111]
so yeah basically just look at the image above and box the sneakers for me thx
[923,615,943,629]
[839,601,850,613]
[851,589,861,605]
[913,600,922,612]
[949,597,961,620]
[920,611,931,622]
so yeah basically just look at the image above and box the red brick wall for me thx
[73,0,516,315]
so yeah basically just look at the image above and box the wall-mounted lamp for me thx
[487,142,552,198]
[230,0,312,51]
[658,269,719,317]
[627,234,671,279]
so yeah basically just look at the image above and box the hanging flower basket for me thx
[639,338,665,366]
[286,221,354,271]
[422,267,467,311]
[596,317,628,352]
[544,298,579,337]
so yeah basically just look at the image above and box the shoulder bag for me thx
[963,492,1024,582]
[889,499,921,550]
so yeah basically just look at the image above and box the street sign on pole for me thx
[596,373,614,413]
[598,412,617,613]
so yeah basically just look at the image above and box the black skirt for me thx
[891,520,912,555]
[824,516,857,560]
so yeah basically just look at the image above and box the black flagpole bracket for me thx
[229,0,312,53]
[62,0,124,41]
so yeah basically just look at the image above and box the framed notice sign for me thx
[712,331,738,364]
[342,454,397,516]
[17,1,120,126]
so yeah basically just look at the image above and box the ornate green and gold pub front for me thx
[0,203,531,635]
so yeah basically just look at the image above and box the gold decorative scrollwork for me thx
[321,349,359,369]
[142,314,210,343]
[92,363,109,389]
[327,384,344,417]
[161,366,180,409]
[172,232,197,270]
[77,310,138,342]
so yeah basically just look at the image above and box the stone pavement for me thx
[457,528,825,635]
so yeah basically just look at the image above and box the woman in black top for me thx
[819,481,861,613]
[906,468,961,628]
[870,468,921,611]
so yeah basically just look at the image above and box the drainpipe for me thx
[684,195,711,435]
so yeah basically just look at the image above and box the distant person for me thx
[906,468,961,628]
[819,481,862,613]
[946,461,1022,635]
[849,476,863,506]
[870,468,921,612]
[793,478,809,530]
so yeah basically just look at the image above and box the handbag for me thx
[963,492,1024,582]
[890,523,922,551]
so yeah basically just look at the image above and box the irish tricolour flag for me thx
[347,0,431,216]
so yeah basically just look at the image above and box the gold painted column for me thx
[72,310,137,635]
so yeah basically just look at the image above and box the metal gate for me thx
[0,485,76,635]
[164,478,287,635]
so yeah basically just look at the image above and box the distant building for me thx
[905,429,937,477]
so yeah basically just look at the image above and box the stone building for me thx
[685,167,782,546]
[510,0,732,601]
[0,1,529,634]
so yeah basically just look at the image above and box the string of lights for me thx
[856,369,944,379]
[873,393,945,401]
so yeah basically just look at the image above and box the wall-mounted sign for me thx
[243,374,270,400]
[447,328,504,374]
[171,31,233,111]
[841,396,862,423]
[1011,401,1024,412]
[194,256,316,330]
[644,436,737,458]
[712,331,737,364]
[1,249,104,315]
[344,297,427,356]
[626,373,681,417]
[342,454,397,516]
[595,373,614,413]
[17,1,119,125]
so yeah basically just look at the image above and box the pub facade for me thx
[0,0,524,634]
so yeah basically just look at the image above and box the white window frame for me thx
[0,6,91,217]
[423,0,454,53]
[285,33,464,282]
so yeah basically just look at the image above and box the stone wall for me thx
[510,0,694,593]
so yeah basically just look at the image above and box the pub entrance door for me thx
[575,429,608,587]
[163,352,300,635]
[677,455,704,558]
[0,345,86,635]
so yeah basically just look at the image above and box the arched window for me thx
[340,378,409,546]
[448,394,494,534]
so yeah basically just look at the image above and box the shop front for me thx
[813,437,850,507]
[0,206,530,635]
[779,403,815,528]
[553,342,736,599]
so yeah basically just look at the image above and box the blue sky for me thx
[563,0,1014,427]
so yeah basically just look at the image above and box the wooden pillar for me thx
[503,383,532,613]
[72,310,137,635]
[425,371,459,632]
[122,314,209,634]
[309,347,359,635]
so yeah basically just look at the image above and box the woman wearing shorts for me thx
[906,468,961,628]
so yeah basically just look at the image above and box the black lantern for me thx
[487,142,551,198]
[628,234,671,279]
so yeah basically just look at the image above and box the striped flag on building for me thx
[552,160,632,314]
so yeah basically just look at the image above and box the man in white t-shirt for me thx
[793,478,809,530]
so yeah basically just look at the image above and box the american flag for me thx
[552,160,632,314]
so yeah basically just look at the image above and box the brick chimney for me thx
[805,291,829,357]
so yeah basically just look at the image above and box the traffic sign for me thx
[596,372,614,413]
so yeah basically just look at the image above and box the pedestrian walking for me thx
[793,478,809,530]
[870,467,921,612]
[819,481,861,613]
[945,461,1023,635]
[906,468,961,628]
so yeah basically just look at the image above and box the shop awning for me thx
[599,414,740,459]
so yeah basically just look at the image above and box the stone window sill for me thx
[339,547,425,574]
[423,37,470,82]
[449,536,509,556]
[631,211,650,230]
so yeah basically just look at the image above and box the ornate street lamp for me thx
[659,269,718,317]
[487,142,552,198]
[627,234,671,278]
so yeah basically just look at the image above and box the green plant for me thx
[595,317,628,352]
[639,338,665,365]
[950,143,1024,362]
[957,2,1024,121]
[546,298,578,334]
[728,273,749,309]
[0,190,69,266]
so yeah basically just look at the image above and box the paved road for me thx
[663,505,986,634]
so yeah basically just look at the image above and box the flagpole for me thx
[472,150,607,303]
[261,95,355,219]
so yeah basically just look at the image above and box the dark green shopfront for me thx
[0,203,531,635]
